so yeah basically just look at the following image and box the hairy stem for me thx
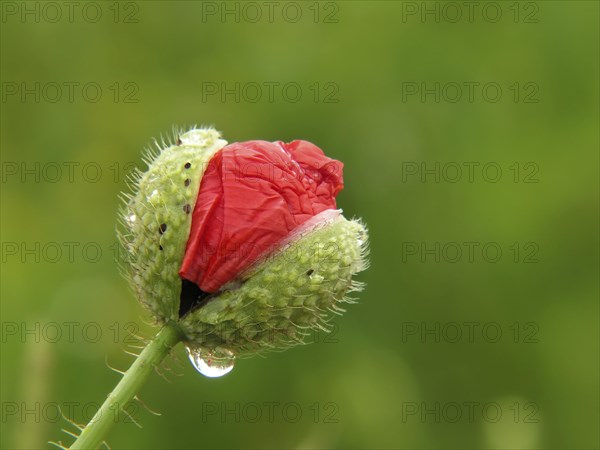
[69,321,184,450]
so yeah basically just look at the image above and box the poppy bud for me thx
[119,127,368,373]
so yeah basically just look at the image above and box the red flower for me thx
[179,139,344,293]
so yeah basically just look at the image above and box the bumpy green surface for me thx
[119,128,227,321]
[179,215,368,356]
[119,127,369,356]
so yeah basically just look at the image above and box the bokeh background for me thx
[1,1,598,449]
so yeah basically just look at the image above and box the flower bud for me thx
[119,127,368,362]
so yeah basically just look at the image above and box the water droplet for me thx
[147,189,160,205]
[186,345,235,378]
[180,129,212,146]
[357,229,367,247]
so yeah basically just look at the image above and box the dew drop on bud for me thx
[185,345,235,378]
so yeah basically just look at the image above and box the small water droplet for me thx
[147,189,160,205]
[181,129,212,146]
[186,345,235,378]
[357,229,367,247]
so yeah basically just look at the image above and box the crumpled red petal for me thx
[179,139,344,293]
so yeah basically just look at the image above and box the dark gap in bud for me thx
[159,223,167,234]
[179,278,213,318]
[184,179,191,187]
[183,204,192,214]
[306,269,314,276]
[184,162,191,169]
[159,245,163,251]
[176,137,182,145]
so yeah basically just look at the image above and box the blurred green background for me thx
[1,1,598,449]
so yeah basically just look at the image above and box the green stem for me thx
[69,321,184,450]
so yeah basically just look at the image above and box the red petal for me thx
[179,140,344,292]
